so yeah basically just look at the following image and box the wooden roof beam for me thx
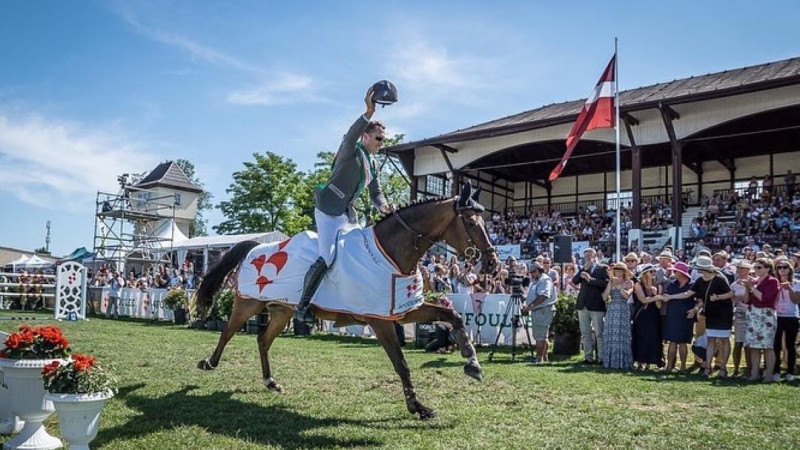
[622,112,640,126]
[658,102,680,120]
[433,144,458,153]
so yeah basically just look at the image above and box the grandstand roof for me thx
[389,56,800,152]
[386,56,800,183]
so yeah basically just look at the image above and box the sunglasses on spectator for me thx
[777,265,791,270]
[373,136,384,142]
[753,265,765,269]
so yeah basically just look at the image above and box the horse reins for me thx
[389,200,494,263]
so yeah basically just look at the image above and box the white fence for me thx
[1,262,87,320]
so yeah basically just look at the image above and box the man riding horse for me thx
[295,81,398,324]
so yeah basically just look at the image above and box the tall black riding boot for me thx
[295,257,328,324]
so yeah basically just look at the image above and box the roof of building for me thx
[388,56,800,152]
[135,161,203,193]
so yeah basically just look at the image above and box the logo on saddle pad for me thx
[250,239,291,293]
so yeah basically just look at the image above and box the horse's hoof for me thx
[418,408,437,420]
[197,359,217,370]
[263,378,283,393]
[464,362,483,381]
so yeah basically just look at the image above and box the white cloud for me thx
[111,4,260,74]
[0,114,160,210]
[388,40,475,88]
[227,73,327,106]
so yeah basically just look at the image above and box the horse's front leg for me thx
[198,297,265,371]
[257,304,294,393]
[367,319,436,420]
[448,309,483,381]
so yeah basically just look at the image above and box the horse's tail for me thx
[195,240,260,317]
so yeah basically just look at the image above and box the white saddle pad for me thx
[237,229,424,319]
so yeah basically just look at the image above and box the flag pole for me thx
[614,37,621,261]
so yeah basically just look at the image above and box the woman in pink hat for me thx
[661,262,695,372]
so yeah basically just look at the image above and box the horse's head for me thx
[440,181,499,275]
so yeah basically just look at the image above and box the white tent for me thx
[171,231,289,273]
[24,255,54,269]
[151,219,189,249]
[6,255,30,271]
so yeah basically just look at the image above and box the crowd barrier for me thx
[89,287,529,346]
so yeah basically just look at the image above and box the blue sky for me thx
[1,0,798,256]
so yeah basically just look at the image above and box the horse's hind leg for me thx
[257,304,293,393]
[198,297,265,370]
[367,318,436,420]
[403,304,482,381]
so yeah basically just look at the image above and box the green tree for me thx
[214,152,310,235]
[174,159,213,237]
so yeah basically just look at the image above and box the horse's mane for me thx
[373,196,453,227]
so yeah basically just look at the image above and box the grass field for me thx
[2,311,799,449]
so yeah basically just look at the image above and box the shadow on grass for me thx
[553,362,761,386]
[95,383,385,448]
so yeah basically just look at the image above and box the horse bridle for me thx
[389,200,495,263]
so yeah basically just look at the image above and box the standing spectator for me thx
[762,174,774,200]
[458,263,478,294]
[662,262,695,372]
[573,248,609,365]
[784,169,796,197]
[447,264,461,294]
[432,264,452,294]
[522,262,557,363]
[712,251,735,283]
[106,271,123,319]
[747,176,759,201]
[562,263,578,295]
[542,257,559,293]
[730,260,754,377]
[632,264,663,370]
[742,258,779,382]
[773,257,799,381]
[602,262,634,370]
[691,256,734,377]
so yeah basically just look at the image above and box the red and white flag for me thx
[549,54,616,182]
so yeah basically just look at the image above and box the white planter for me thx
[44,391,113,450]
[0,358,65,450]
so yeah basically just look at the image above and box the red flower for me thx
[6,334,21,349]
[41,361,61,376]
[72,354,96,372]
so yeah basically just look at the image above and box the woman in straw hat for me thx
[661,262,695,372]
[632,264,664,370]
[601,262,635,370]
[742,257,780,382]
[664,255,734,377]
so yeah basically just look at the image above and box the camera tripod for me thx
[487,292,535,362]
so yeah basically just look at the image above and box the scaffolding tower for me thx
[93,182,178,272]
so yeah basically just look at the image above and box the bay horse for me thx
[195,182,498,419]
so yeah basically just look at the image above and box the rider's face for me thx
[362,131,385,154]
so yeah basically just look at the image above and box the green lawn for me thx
[1,311,798,449]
